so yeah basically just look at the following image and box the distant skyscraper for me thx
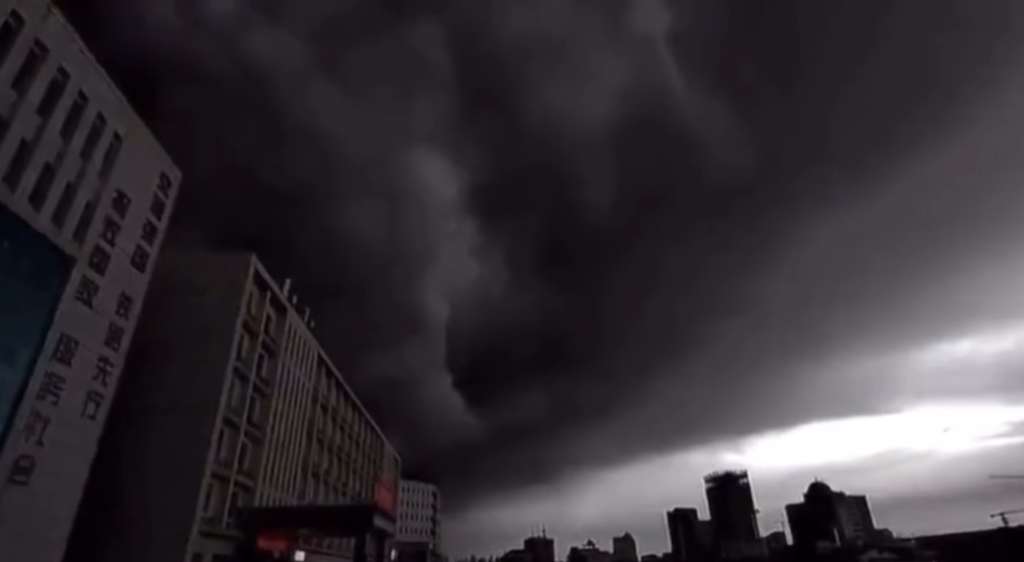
[612,533,639,562]
[704,470,761,543]
[704,470,767,560]
[667,507,710,562]
[398,479,443,553]
[836,493,875,543]
[786,481,876,551]
[524,533,555,562]
[568,540,612,562]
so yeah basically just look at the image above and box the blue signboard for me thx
[0,203,70,448]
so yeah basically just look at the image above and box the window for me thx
[247,290,260,317]
[214,427,224,457]
[226,489,240,521]
[255,351,267,379]
[202,480,218,515]
[248,394,263,427]
[229,375,246,412]
[215,427,229,463]
[80,113,107,160]
[235,331,251,363]
[60,92,88,142]
[72,199,97,244]
[263,310,276,337]
[37,67,69,119]
[238,439,251,473]
[10,39,46,95]
[3,138,32,190]
[98,133,122,180]
[0,11,25,68]
[50,181,79,228]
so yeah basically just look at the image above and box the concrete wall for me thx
[66,251,252,562]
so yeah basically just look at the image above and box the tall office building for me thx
[397,479,442,553]
[0,2,179,561]
[523,533,555,562]
[667,507,712,562]
[68,251,401,562]
[704,470,766,560]
[786,481,876,550]
[704,470,760,542]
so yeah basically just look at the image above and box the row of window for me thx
[212,422,259,476]
[199,474,252,532]
[234,329,271,381]
[246,287,279,338]
[235,277,390,509]
[250,285,314,505]
[0,8,125,245]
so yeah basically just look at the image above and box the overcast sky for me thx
[58,0,1024,557]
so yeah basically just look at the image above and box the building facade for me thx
[703,470,760,544]
[612,532,638,562]
[68,251,400,562]
[786,481,876,551]
[568,540,612,562]
[524,534,555,562]
[667,507,713,562]
[703,470,765,560]
[0,1,180,561]
[398,478,442,551]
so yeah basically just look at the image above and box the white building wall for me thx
[0,1,180,561]
[398,479,441,550]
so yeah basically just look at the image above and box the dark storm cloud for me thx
[59,0,1024,507]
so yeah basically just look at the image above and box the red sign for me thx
[256,531,292,553]
[375,480,396,515]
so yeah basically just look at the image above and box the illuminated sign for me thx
[256,531,292,554]
[375,480,396,515]
[376,446,400,515]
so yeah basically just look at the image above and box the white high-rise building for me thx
[0,1,180,561]
[397,479,442,552]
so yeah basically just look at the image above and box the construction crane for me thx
[990,508,1024,527]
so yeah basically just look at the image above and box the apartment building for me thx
[398,479,442,552]
[0,1,180,561]
[70,250,401,562]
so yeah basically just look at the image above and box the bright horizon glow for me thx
[721,403,1024,470]
[911,324,1024,366]
[448,399,1024,557]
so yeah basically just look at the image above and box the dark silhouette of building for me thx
[705,471,761,549]
[612,533,639,562]
[667,508,713,562]
[501,548,533,562]
[568,540,612,562]
[524,533,556,562]
[704,470,767,560]
[786,481,876,551]
[915,526,1024,562]
[765,531,787,552]
[704,471,761,543]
